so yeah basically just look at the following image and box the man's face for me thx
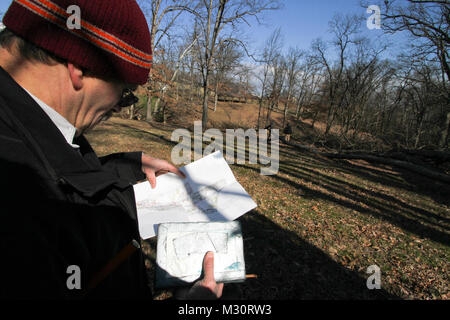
[75,77,137,135]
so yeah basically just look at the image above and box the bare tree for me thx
[190,0,280,128]
[379,0,449,80]
[311,14,363,136]
[182,25,203,103]
[256,28,283,129]
[294,54,322,121]
[235,64,254,103]
[282,47,303,127]
[372,0,450,149]
[211,40,243,111]
[265,53,286,127]
[138,0,195,121]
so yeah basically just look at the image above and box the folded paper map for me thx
[133,151,257,239]
[155,221,246,288]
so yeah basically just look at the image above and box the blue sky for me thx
[244,0,375,52]
[0,1,11,15]
[241,0,410,59]
[1,0,406,57]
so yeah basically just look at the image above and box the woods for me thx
[1,0,447,301]
[129,0,447,158]
[1,1,445,152]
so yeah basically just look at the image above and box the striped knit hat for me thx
[2,0,152,85]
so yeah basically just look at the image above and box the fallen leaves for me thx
[87,117,450,300]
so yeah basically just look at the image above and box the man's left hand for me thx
[141,153,185,188]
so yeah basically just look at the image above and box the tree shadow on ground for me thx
[279,142,450,211]
[271,144,450,246]
[113,123,180,146]
[141,210,397,300]
[241,163,449,247]
[397,167,450,208]
[321,153,450,209]
[281,161,450,227]
[108,121,449,244]
[99,120,444,298]
[238,210,397,299]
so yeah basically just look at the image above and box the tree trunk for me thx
[129,104,135,120]
[325,106,336,135]
[283,106,288,128]
[146,91,153,122]
[154,97,161,115]
[295,100,303,121]
[265,102,272,127]
[202,78,209,129]
[257,98,264,129]
[283,93,290,128]
[439,111,450,150]
[414,114,425,149]
[214,81,218,112]
[311,110,319,129]
[162,103,167,124]
[190,63,195,103]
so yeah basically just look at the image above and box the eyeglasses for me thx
[118,88,139,108]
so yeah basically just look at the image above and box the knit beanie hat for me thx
[2,0,152,85]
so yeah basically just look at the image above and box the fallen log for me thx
[399,150,450,164]
[341,151,438,168]
[283,140,450,184]
[321,153,450,184]
[335,149,449,164]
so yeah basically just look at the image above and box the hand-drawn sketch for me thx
[172,232,228,258]
[156,222,246,288]
[133,151,257,239]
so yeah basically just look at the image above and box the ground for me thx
[86,108,449,300]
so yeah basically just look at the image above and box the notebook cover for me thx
[155,221,246,288]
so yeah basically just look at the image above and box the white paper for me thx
[133,151,257,239]
[156,222,246,287]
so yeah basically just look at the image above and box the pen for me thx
[87,239,141,291]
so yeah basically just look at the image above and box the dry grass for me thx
[86,109,449,300]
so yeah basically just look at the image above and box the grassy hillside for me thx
[86,103,449,300]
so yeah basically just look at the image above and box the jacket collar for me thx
[0,66,124,196]
[23,87,80,149]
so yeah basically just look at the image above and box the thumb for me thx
[202,251,215,283]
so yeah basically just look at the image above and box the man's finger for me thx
[167,164,186,179]
[202,251,215,283]
[146,170,156,189]
[155,170,169,177]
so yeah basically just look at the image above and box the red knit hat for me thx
[2,0,152,85]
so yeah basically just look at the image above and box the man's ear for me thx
[67,63,84,91]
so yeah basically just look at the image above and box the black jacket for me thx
[0,66,152,299]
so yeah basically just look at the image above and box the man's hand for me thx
[176,252,224,300]
[141,153,185,188]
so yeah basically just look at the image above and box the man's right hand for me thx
[175,251,224,300]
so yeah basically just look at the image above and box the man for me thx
[0,0,223,299]
[283,122,292,143]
